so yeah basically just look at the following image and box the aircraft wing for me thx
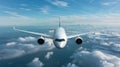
[13,27,53,39]
[67,33,89,39]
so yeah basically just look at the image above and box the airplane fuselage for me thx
[53,27,67,48]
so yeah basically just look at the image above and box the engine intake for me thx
[37,37,45,44]
[75,37,83,44]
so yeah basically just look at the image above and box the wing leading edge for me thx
[67,33,89,39]
[13,27,53,39]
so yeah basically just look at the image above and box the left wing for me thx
[67,33,89,39]
[13,27,53,39]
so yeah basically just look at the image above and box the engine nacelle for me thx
[75,37,83,44]
[37,37,45,45]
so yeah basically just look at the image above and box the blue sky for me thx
[0,0,120,26]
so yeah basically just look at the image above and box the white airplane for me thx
[13,17,86,49]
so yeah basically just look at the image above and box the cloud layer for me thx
[1,11,120,26]
[0,36,55,60]
[67,30,120,67]
[48,0,68,7]
[70,50,120,67]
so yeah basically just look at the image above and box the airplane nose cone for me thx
[59,43,65,48]
[54,42,66,49]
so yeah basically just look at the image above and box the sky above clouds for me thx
[0,0,120,26]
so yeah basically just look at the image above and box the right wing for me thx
[67,32,89,39]
[13,27,53,39]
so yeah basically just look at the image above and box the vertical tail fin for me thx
[59,16,61,27]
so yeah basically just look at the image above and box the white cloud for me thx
[70,50,120,67]
[20,4,31,11]
[4,11,29,19]
[45,51,54,59]
[20,7,31,11]
[27,57,44,67]
[6,42,17,46]
[110,32,120,37]
[20,4,28,7]
[0,11,38,26]
[49,0,68,7]
[66,63,79,67]
[0,11,32,25]
[0,49,25,60]
[34,14,120,25]
[0,16,35,26]
[1,10,120,26]
[87,31,120,52]
[93,50,120,67]
[18,36,36,42]
[101,1,118,6]
[111,44,120,52]
[60,14,120,25]
[0,36,55,60]
[40,6,50,14]
[18,43,36,49]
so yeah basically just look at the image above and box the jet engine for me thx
[75,37,83,44]
[37,37,45,44]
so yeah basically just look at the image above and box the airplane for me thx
[13,17,86,49]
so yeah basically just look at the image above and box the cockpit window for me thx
[55,39,65,42]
